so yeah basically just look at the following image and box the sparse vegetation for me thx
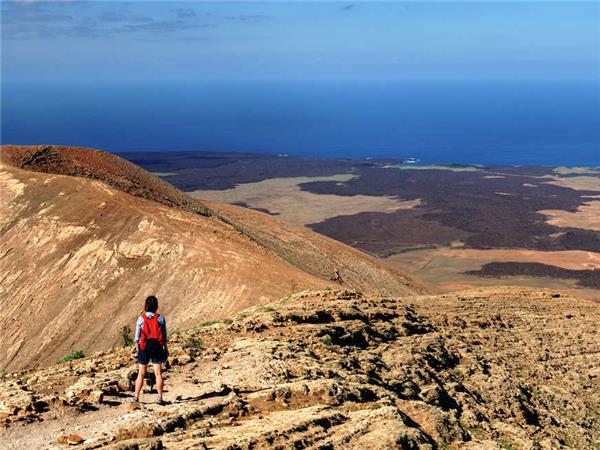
[0,370,7,379]
[260,306,275,313]
[451,367,464,379]
[200,320,220,327]
[463,424,485,439]
[323,287,332,292]
[169,329,181,338]
[21,376,30,385]
[321,335,332,346]
[120,325,133,347]
[182,336,203,351]
[223,318,233,325]
[58,350,85,364]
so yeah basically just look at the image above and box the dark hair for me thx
[145,295,159,313]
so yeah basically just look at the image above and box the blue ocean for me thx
[2,80,599,166]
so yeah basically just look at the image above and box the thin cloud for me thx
[98,11,152,23]
[112,20,213,34]
[201,11,270,22]
[3,22,107,39]
[1,2,261,40]
[2,4,73,23]
[173,8,196,19]
[224,14,270,22]
[341,4,355,11]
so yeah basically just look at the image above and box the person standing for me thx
[133,295,169,405]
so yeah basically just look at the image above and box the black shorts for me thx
[137,340,165,365]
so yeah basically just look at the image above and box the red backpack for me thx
[139,314,165,351]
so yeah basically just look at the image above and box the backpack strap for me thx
[139,314,147,350]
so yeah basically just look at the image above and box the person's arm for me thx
[134,316,143,344]
[159,316,169,354]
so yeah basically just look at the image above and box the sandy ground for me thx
[386,247,600,300]
[541,201,600,231]
[553,167,600,175]
[542,175,600,191]
[191,174,420,226]
[537,174,600,231]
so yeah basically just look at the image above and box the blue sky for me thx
[2,1,599,82]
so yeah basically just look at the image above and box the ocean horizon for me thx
[2,79,599,167]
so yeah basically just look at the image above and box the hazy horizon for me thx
[2,1,599,165]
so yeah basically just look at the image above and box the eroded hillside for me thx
[1,288,598,449]
[0,146,427,371]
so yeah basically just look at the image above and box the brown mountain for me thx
[0,145,429,371]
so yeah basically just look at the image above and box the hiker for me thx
[133,295,169,405]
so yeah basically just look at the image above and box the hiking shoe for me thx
[131,396,139,403]
[156,398,165,405]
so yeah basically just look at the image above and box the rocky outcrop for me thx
[1,288,599,449]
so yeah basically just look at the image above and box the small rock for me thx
[127,402,140,412]
[67,434,84,445]
[89,390,104,404]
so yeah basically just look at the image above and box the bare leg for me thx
[153,363,164,401]
[134,364,147,400]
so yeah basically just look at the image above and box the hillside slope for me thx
[205,200,431,297]
[0,146,427,371]
[1,288,598,449]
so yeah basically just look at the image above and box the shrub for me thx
[321,335,332,346]
[182,336,203,351]
[58,350,85,364]
[223,318,233,325]
[121,325,133,347]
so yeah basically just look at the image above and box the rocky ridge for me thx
[0,145,211,217]
[1,287,599,449]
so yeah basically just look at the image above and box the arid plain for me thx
[133,152,600,301]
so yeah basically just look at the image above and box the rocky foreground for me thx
[1,288,599,449]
